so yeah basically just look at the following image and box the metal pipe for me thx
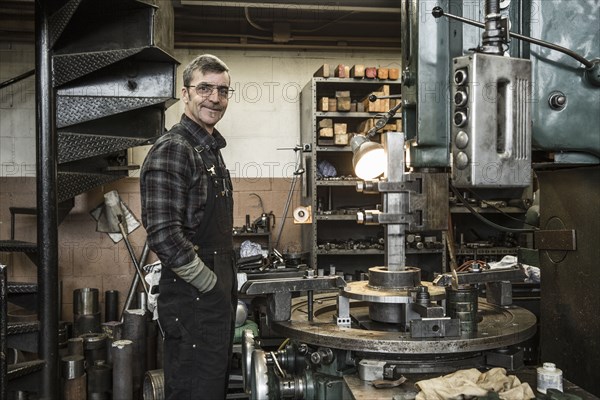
[146,320,158,371]
[176,41,401,52]
[101,321,123,365]
[112,340,134,400]
[0,69,35,90]
[104,290,119,322]
[87,361,112,400]
[118,221,149,297]
[36,0,59,396]
[122,309,147,398]
[61,355,86,400]
[1,264,7,400]
[121,241,150,321]
[180,1,401,13]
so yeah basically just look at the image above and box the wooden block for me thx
[328,98,337,112]
[377,68,389,80]
[334,133,349,146]
[356,102,364,112]
[319,127,334,138]
[318,138,335,146]
[335,90,350,98]
[344,65,350,78]
[377,85,390,95]
[350,101,357,112]
[380,98,390,113]
[389,68,400,80]
[319,97,329,112]
[350,64,365,78]
[334,123,347,134]
[383,124,397,132]
[365,67,377,79]
[337,97,351,111]
[334,64,346,78]
[362,92,383,112]
[396,119,403,131]
[318,118,333,128]
[314,64,329,78]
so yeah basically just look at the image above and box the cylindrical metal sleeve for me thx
[122,309,147,397]
[143,369,165,400]
[61,355,85,380]
[368,266,421,289]
[82,333,107,366]
[446,286,479,333]
[146,320,158,371]
[87,361,112,400]
[74,313,101,337]
[112,340,133,400]
[74,288,99,315]
[67,337,84,356]
[63,374,87,400]
[104,290,119,322]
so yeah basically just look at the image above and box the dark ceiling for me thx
[0,0,401,52]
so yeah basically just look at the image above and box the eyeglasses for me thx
[185,83,235,99]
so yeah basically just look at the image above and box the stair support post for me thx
[36,0,59,398]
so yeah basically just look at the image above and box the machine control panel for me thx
[451,53,532,188]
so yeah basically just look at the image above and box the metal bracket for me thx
[240,276,346,322]
[535,229,576,251]
[410,318,460,338]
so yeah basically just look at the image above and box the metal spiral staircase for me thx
[0,0,177,398]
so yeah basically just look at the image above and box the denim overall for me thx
[158,125,237,400]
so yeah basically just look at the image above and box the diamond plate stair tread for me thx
[0,240,37,253]
[7,321,39,335]
[57,96,172,128]
[7,360,45,381]
[57,172,126,203]
[48,0,83,48]
[53,48,141,87]
[58,132,149,163]
[53,46,178,87]
[7,282,37,294]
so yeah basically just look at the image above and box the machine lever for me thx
[432,6,597,72]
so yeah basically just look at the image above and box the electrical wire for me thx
[450,185,538,233]
[249,192,265,214]
[464,188,538,228]
[277,338,290,351]
[244,7,270,31]
[293,11,357,33]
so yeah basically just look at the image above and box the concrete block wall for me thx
[0,176,301,323]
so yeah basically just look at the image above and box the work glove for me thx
[171,255,217,294]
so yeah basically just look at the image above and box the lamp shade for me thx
[351,135,385,180]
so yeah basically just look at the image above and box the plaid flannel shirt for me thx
[140,114,227,270]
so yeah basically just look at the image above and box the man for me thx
[141,54,237,399]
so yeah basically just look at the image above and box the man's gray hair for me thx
[183,54,230,86]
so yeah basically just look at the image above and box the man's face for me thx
[183,69,231,133]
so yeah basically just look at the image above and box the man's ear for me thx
[181,87,189,103]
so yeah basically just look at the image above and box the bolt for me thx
[310,351,322,364]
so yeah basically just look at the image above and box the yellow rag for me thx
[415,368,535,400]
